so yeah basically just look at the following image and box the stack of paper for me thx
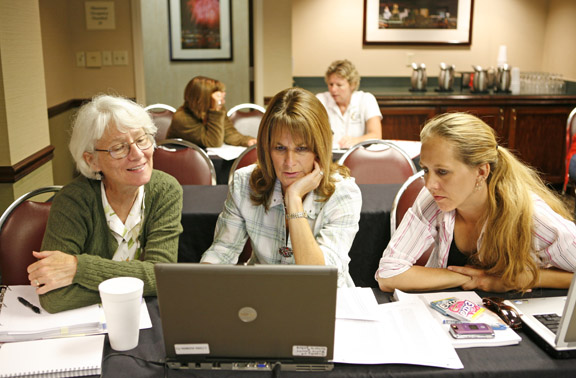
[0,285,151,342]
[334,287,463,369]
[0,335,105,377]
[0,285,153,377]
[393,289,522,348]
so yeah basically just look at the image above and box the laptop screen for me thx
[154,263,338,370]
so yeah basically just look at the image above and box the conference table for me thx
[178,184,402,288]
[99,288,576,377]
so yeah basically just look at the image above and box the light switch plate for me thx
[86,51,102,68]
[112,50,128,66]
[102,51,112,66]
[76,51,86,67]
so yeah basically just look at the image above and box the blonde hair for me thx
[183,76,226,123]
[421,112,572,291]
[324,59,360,91]
[250,88,349,210]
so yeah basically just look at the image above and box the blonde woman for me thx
[316,59,382,148]
[377,112,576,293]
[201,88,362,287]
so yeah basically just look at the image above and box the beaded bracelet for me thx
[286,212,307,219]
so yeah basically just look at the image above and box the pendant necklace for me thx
[279,200,293,257]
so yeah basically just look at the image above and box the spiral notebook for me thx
[0,334,104,377]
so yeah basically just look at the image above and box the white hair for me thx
[69,95,157,179]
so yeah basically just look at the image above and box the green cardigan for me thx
[166,105,253,148]
[39,170,183,313]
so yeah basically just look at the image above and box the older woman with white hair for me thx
[27,95,183,313]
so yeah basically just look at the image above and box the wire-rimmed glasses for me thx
[94,133,154,159]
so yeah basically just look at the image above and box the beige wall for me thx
[40,0,136,107]
[290,0,571,79]
[38,0,576,107]
[542,0,576,77]
[0,0,53,212]
[139,0,251,110]
[260,0,293,99]
[48,109,77,186]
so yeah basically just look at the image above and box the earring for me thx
[474,177,483,192]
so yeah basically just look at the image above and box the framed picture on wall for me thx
[168,0,232,61]
[363,0,473,46]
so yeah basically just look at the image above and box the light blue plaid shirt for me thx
[201,165,362,287]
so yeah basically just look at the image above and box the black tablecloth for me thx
[178,184,401,287]
[100,289,576,377]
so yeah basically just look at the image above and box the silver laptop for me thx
[506,274,576,358]
[154,263,337,371]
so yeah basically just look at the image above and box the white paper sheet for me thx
[207,144,247,160]
[336,287,380,320]
[333,298,463,369]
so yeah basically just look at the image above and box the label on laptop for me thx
[292,345,328,357]
[175,343,210,355]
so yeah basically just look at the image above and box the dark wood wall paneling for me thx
[377,94,576,185]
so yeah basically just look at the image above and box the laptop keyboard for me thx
[534,313,561,334]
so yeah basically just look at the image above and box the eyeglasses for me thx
[94,134,154,159]
[482,297,523,330]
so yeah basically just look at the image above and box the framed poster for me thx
[363,0,473,46]
[169,0,232,61]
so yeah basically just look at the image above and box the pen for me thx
[18,296,41,314]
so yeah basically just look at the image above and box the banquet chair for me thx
[389,171,429,265]
[338,140,418,184]
[145,103,177,143]
[226,103,265,138]
[228,144,258,185]
[0,186,62,285]
[154,139,217,185]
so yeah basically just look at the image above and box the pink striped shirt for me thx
[376,188,576,280]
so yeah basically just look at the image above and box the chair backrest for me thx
[338,140,418,184]
[145,104,177,143]
[154,139,217,185]
[228,144,258,185]
[564,107,576,191]
[226,103,265,139]
[0,186,62,285]
[389,171,430,266]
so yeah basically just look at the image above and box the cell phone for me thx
[449,323,495,339]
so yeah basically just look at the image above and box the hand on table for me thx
[448,265,530,293]
[27,250,78,294]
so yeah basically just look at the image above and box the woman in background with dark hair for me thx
[167,76,256,148]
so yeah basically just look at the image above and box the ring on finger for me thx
[35,279,40,287]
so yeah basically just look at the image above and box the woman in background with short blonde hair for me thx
[316,59,382,149]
